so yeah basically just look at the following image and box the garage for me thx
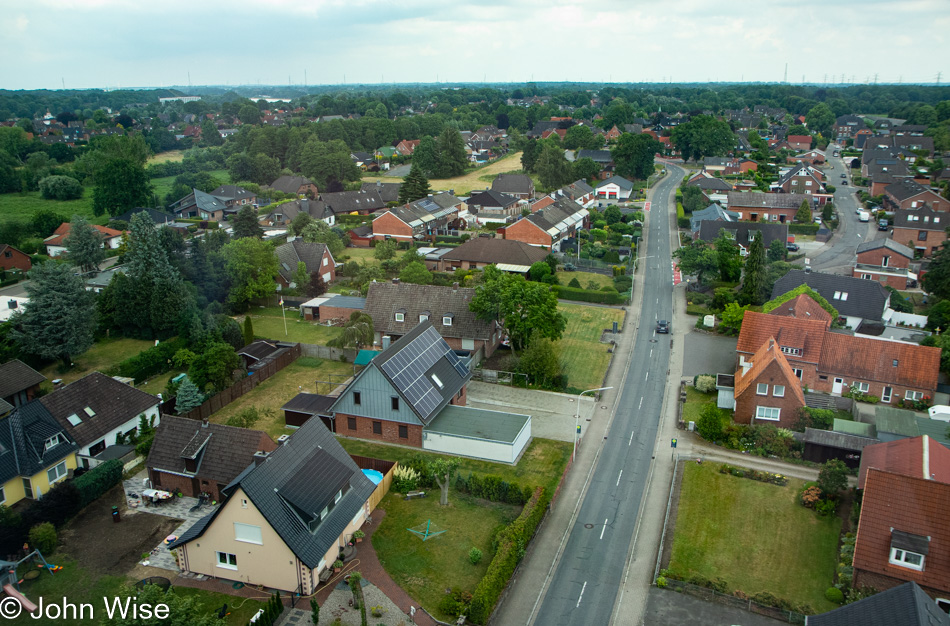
[422,405,532,464]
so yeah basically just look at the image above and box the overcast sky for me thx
[2,0,948,90]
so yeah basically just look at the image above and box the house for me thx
[726,191,814,224]
[267,175,318,198]
[371,193,463,242]
[466,189,521,225]
[113,207,176,227]
[210,185,257,209]
[434,237,548,273]
[147,416,277,501]
[772,270,892,329]
[892,207,947,258]
[894,135,935,157]
[320,190,386,216]
[786,135,812,150]
[502,196,588,251]
[0,244,31,273]
[260,198,335,228]
[697,221,789,255]
[364,281,502,361]
[169,189,228,221]
[595,176,635,202]
[0,359,46,408]
[702,156,730,172]
[733,337,808,429]
[834,114,864,140]
[787,150,825,165]
[44,223,124,257]
[359,181,402,204]
[281,393,336,429]
[776,164,826,198]
[852,466,950,602]
[857,435,950,490]
[329,321,531,462]
[576,149,614,174]
[768,293,832,327]
[350,152,376,171]
[394,139,420,156]
[557,179,596,208]
[853,239,916,289]
[884,179,948,213]
[865,158,912,196]
[274,240,335,289]
[40,372,160,467]
[491,174,535,200]
[805,581,950,626]
[685,174,734,205]
[168,417,380,594]
[689,203,740,237]
[0,400,79,505]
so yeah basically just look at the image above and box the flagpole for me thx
[280,296,288,336]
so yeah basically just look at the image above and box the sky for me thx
[1,0,948,90]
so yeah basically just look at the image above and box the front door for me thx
[832,378,844,395]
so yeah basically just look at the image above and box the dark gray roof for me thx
[365,282,496,342]
[468,189,519,209]
[275,240,332,283]
[559,179,594,199]
[802,428,879,452]
[522,197,587,235]
[576,149,613,163]
[441,238,548,267]
[727,191,813,210]
[263,198,334,224]
[596,176,634,191]
[211,185,255,202]
[894,207,946,231]
[40,372,159,448]
[171,418,375,569]
[320,190,385,214]
[772,270,890,321]
[687,176,733,191]
[885,179,933,202]
[777,164,823,188]
[237,340,283,362]
[807,581,949,626]
[491,174,534,195]
[321,295,366,310]
[855,238,913,258]
[281,393,335,416]
[0,398,12,415]
[690,204,739,233]
[172,189,227,216]
[697,221,788,250]
[146,415,276,486]
[268,175,315,195]
[359,182,401,203]
[0,400,78,486]
[0,360,46,401]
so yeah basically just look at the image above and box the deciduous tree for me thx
[231,205,263,239]
[612,133,661,180]
[670,115,735,162]
[922,242,950,300]
[299,220,345,257]
[672,241,718,286]
[92,158,153,217]
[222,237,278,312]
[188,342,242,392]
[399,261,432,285]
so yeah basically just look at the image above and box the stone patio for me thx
[279,579,414,626]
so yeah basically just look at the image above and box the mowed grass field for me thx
[39,336,157,386]
[0,188,107,226]
[557,302,626,391]
[668,462,841,613]
[243,306,343,345]
[362,151,524,196]
[558,270,615,290]
[150,168,230,200]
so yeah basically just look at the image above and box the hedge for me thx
[788,223,819,235]
[106,337,188,383]
[454,473,531,506]
[73,459,124,508]
[553,285,624,304]
[468,487,549,624]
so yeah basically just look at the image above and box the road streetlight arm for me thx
[573,386,614,462]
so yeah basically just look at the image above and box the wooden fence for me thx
[178,343,302,421]
[350,455,397,513]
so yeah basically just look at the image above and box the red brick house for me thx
[268,175,319,198]
[434,237,548,273]
[892,208,948,258]
[371,193,463,242]
[274,240,335,289]
[786,150,825,165]
[0,359,46,409]
[767,293,833,327]
[884,179,949,213]
[395,139,420,156]
[853,239,916,289]
[786,135,812,150]
[502,196,588,251]
[726,191,813,223]
[733,337,807,428]
[0,244,31,273]
[776,163,826,197]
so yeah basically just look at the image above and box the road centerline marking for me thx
[576,581,587,607]
[616,470,622,486]
[600,519,608,540]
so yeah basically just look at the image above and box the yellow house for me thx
[0,400,80,507]
[170,418,381,594]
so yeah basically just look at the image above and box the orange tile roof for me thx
[737,311,827,363]
[530,196,555,212]
[734,336,806,406]
[768,293,832,327]
[853,468,950,593]
[858,435,950,489]
[43,222,124,246]
[818,333,941,390]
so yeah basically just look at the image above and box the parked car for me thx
[814,216,822,224]
[840,173,847,178]
[563,263,577,272]
[878,219,889,231]
[786,243,800,252]
[841,181,848,186]
[656,320,669,334]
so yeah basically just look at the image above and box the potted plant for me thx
[353,530,365,544]
[333,559,343,573]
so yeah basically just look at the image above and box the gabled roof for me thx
[576,149,613,163]
[595,176,635,191]
[146,415,276,486]
[894,207,946,231]
[772,270,890,321]
[210,185,255,202]
[0,360,46,400]
[802,428,878,452]
[491,174,534,195]
[687,176,733,191]
[727,191,813,210]
[858,435,950,489]
[359,181,401,204]
[44,222,124,247]
[170,418,375,569]
[520,197,588,238]
[737,311,827,363]
[768,294,833,327]
[734,337,806,406]
[856,238,913,258]
[853,468,950,594]
[808,581,950,626]
[275,240,333,283]
[778,163,824,188]
[467,189,519,209]
[40,372,159,448]
[697,221,788,250]
[885,179,939,202]
[559,179,595,199]
[0,400,77,486]
[176,189,228,216]
[263,198,334,224]
[440,238,548,267]
[365,282,495,342]
[819,334,941,394]
[320,190,385,214]
[238,340,284,363]
[690,203,739,232]
[268,175,315,195]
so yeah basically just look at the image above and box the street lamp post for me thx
[574,386,613,462]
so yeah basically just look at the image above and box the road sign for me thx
[671,438,677,448]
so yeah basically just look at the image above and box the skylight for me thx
[67,414,82,426]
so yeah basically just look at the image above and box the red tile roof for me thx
[768,294,832,327]
[43,222,124,246]
[787,135,812,145]
[858,435,950,489]
[853,468,950,594]
[737,311,827,363]
[734,337,806,405]
[530,196,555,212]
[818,333,941,391]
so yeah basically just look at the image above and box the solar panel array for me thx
[380,326,469,421]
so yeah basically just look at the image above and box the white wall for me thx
[423,417,531,464]
[78,403,160,460]
[883,309,929,328]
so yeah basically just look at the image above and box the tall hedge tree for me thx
[739,233,769,305]
[398,164,431,205]
[435,127,468,178]
[64,215,105,273]
[222,237,279,312]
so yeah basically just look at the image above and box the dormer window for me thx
[780,346,801,356]
[443,314,454,326]
[44,434,63,451]
[419,312,430,323]
[394,309,405,323]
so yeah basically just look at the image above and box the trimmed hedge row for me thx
[106,337,188,383]
[553,285,624,304]
[73,459,125,508]
[789,223,819,235]
[454,473,532,506]
[468,487,549,624]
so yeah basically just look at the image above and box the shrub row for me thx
[106,337,188,383]
[468,487,549,624]
[552,285,624,304]
[789,223,820,235]
[659,570,814,615]
[718,463,788,486]
[454,473,531,506]
[73,459,124,508]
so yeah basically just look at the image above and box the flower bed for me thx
[718,463,788,486]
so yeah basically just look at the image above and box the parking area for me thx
[466,380,596,443]
[681,332,738,378]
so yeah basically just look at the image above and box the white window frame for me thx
[216,552,238,570]
[322,257,328,266]
[756,383,769,396]
[755,406,781,421]
[442,316,453,326]
[419,314,428,322]
[234,522,263,545]
[906,390,923,401]
[394,312,404,322]
[334,490,343,504]
[773,385,785,398]
[0,486,5,505]
[882,386,893,403]
[793,368,803,379]
[889,547,924,571]
[44,434,62,451]
[854,382,869,393]
[47,461,67,484]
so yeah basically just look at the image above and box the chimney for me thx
[382,335,391,350]
[7,300,16,310]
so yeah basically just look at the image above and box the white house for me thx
[595,176,635,202]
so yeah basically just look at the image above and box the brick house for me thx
[395,139,420,156]
[726,191,814,224]
[267,175,319,198]
[364,281,502,362]
[274,240,335,289]
[767,293,833,327]
[853,239,916,289]
[501,196,588,251]
[371,193,463,242]
[884,179,949,213]
[146,416,277,501]
[168,189,228,221]
[434,237,548,273]
[807,581,950,625]
[892,208,948,258]
[772,270,891,329]
[320,189,386,216]
[260,198,335,228]
[787,150,825,165]
[210,185,257,209]
[466,189,521,225]
[0,244,31,273]
[786,135,813,150]
[776,164,826,198]
[866,159,912,196]
[834,114,864,140]
[733,337,807,428]
[301,294,366,323]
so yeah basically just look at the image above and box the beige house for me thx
[170,419,389,594]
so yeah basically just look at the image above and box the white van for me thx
[928,406,950,422]
[857,210,870,222]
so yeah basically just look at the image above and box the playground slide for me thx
[3,584,37,613]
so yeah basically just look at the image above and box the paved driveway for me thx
[466,381,599,443]
[643,587,784,626]
[682,332,738,378]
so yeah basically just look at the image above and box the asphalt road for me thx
[810,147,878,272]
[531,163,681,625]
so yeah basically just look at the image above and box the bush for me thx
[106,337,188,383]
[656,576,667,588]
[789,223,820,235]
[38,175,84,200]
[694,375,716,394]
[567,277,581,288]
[552,285,624,304]
[28,522,58,554]
[393,465,420,493]
[696,403,725,441]
[469,547,483,565]
[72,459,123,508]
[801,485,822,509]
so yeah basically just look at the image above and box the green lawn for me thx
[682,386,717,424]
[39,336,158,387]
[210,357,354,439]
[372,491,520,619]
[557,302,626,392]
[558,270,615,290]
[243,307,343,345]
[668,462,841,613]
[0,188,106,226]
[337,246,381,265]
[150,169,230,201]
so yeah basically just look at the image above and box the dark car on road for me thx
[786,243,800,252]
[657,320,669,334]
